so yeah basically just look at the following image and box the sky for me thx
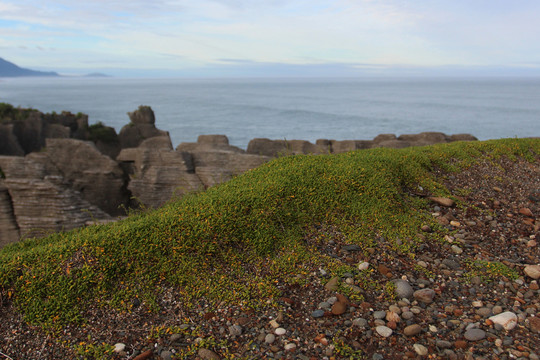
[1,0,540,77]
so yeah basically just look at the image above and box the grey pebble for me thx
[464,328,486,341]
[312,309,325,318]
[160,350,173,360]
[373,310,386,319]
[392,279,414,299]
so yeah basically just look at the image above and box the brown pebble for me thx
[454,340,468,349]
[519,207,534,217]
[387,320,397,329]
[204,312,216,320]
[529,316,540,332]
[331,301,347,315]
[530,281,539,290]
[378,264,391,276]
[133,350,153,360]
[429,196,455,207]
[403,324,422,336]
[198,348,221,360]
[336,293,350,305]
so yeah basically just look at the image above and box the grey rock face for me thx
[45,139,129,216]
[118,136,204,209]
[118,106,168,149]
[0,180,20,247]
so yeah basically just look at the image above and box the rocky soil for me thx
[0,155,539,359]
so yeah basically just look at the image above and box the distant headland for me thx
[0,57,111,78]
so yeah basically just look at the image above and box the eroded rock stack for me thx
[0,104,479,246]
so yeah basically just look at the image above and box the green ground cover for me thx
[0,138,538,330]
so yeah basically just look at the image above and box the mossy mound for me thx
[0,138,538,329]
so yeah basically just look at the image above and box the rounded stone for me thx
[373,310,387,319]
[198,348,220,360]
[358,261,370,271]
[392,279,414,299]
[524,265,540,280]
[312,309,325,318]
[413,343,428,356]
[489,312,518,331]
[375,325,393,338]
[403,324,422,336]
[464,328,486,341]
[331,301,347,315]
[161,350,173,360]
[284,343,296,351]
[228,325,242,336]
[265,333,276,344]
[275,327,287,336]
[413,288,436,303]
[353,318,368,328]
[114,343,126,353]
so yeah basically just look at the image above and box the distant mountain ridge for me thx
[0,57,59,77]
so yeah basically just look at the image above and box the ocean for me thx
[1,77,539,150]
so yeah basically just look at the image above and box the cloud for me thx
[1,0,540,74]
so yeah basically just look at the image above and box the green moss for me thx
[0,138,538,329]
[463,259,519,283]
[87,121,118,143]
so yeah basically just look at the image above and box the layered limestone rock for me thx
[0,180,20,247]
[0,154,111,242]
[4,176,110,240]
[118,136,204,209]
[118,106,169,149]
[247,132,478,155]
[185,135,271,189]
[246,138,324,157]
[44,139,129,216]
[0,108,90,156]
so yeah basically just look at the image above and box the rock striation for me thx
[0,104,480,246]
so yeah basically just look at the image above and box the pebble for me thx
[358,261,370,271]
[386,311,400,323]
[373,310,387,319]
[114,343,126,353]
[476,307,492,317]
[265,334,276,344]
[429,197,455,207]
[269,319,280,328]
[524,265,540,280]
[133,350,153,360]
[284,343,296,351]
[229,325,242,336]
[311,309,325,318]
[392,279,414,299]
[331,301,347,315]
[464,328,486,341]
[198,348,220,360]
[325,277,340,291]
[436,340,452,349]
[275,328,287,336]
[402,311,414,320]
[160,351,173,360]
[413,288,436,303]
[413,343,428,356]
[403,324,422,336]
[489,312,518,331]
[451,245,463,254]
[492,305,503,315]
[375,326,393,338]
[353,318,368,328]
[528,316,540,332]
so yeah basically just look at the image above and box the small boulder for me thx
[489,312,518,331]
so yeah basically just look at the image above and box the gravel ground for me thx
[1,155,539,360]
